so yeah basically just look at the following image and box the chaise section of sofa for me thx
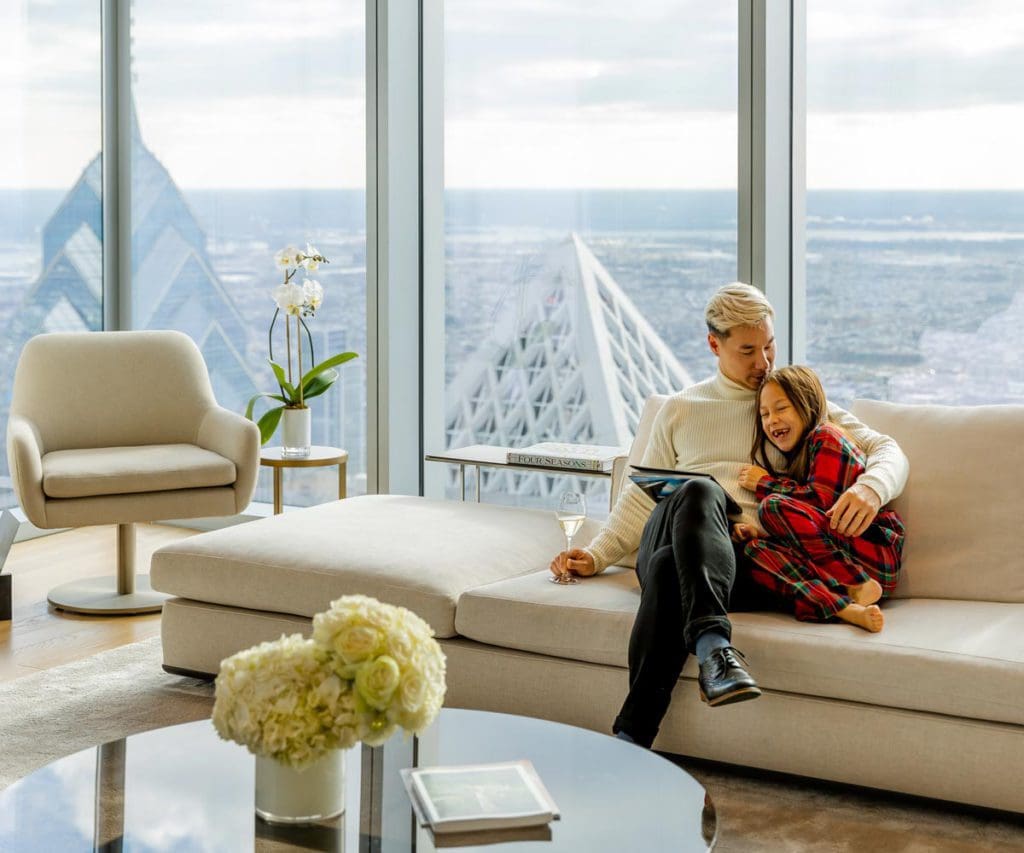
[152,494,601,675]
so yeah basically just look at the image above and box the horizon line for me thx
[2,185,1023,193]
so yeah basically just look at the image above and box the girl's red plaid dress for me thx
[744,422,905,622]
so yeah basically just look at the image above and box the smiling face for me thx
[758,380,805,454]
[707,318,776,390]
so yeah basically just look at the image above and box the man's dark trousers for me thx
[612,478,768,748]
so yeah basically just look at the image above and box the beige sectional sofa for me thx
[152,398,1024,814]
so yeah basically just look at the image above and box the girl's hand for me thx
[738,464,769,491]
[731,523,761,543]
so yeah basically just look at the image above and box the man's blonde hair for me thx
[705,282,774,338]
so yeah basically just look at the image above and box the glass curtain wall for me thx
[441,1,738,513]
[806,0,1024,405]
[0,1,102,510]
[131,0,367,506]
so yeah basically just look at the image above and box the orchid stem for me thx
[286,314,293,387]
[297,321,304,407]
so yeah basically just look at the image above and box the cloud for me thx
[808,0,1024,112]
[445,5,738,122]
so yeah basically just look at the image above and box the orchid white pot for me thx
[281,407,312,458]
[255,751,345,824]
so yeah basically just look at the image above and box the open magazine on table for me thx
[628,465,742,515]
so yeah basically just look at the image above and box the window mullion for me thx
[100,0,131,332]
[740,0,797,365]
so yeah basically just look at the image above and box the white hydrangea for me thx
[212,634,360,768]
[213,596,447,766]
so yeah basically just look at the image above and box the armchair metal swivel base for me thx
[46,524,169,615]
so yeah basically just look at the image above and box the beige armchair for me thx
[7,330,260,615]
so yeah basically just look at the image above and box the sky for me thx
[1,0,1022,190]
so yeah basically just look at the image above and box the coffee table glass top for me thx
[0,708,715,851]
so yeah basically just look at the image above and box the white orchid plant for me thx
[246,243,358,444]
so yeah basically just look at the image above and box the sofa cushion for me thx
[42,444,236,498]
[151,494,603,638]
[850,399,1024,603]
[455,570,1024,726]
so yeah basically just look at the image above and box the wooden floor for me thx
[0,524,197,685]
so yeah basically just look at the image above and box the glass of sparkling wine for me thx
[551,491,586,585]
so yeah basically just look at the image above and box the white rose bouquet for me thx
[212,596,447,767]
[312,595,448,743]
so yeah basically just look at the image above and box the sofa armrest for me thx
[197,407,260,513]
[7,415,47,527]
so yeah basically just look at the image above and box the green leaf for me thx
[245,392,288,420]
[256,406,285,445]
[299,351,358,389]
[302,369,338,401]
[268,359,297,401]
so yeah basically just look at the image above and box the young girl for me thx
[734,365,905,632]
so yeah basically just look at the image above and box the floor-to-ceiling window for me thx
[11,4,1022,517]
[0,1,103,510]
[131,0,367,506]
[805,0,1024,406]
[438,1,738,512]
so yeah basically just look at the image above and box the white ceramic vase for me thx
[281,407,312,458]
[254,751,345,824]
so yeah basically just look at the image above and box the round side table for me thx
[259,446,348,514]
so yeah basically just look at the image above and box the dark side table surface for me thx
[0,707,715,852]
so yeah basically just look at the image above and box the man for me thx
[548,283,908,748]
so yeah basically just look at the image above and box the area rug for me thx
[1,641,1020,851]
[0,638,213,791]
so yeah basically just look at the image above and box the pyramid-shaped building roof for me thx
[445,233,692,505]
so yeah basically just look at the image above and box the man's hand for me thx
[737,464,769,491]
[826,483,881,537]
[549,549,597,579]
[730,522,761,543]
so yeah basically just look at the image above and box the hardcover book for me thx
[400,759,560,835]
[506,442,627,472]
[629,465,742,515]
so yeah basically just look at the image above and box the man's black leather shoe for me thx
[698,646,762,707]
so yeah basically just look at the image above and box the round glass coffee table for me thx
[0,708,716,851]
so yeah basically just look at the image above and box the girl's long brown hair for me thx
[751,365,828,482]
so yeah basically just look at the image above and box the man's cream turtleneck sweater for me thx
[585,370,909,574]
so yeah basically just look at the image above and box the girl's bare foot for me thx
[837,603,884,633]
[847,578,882,606]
